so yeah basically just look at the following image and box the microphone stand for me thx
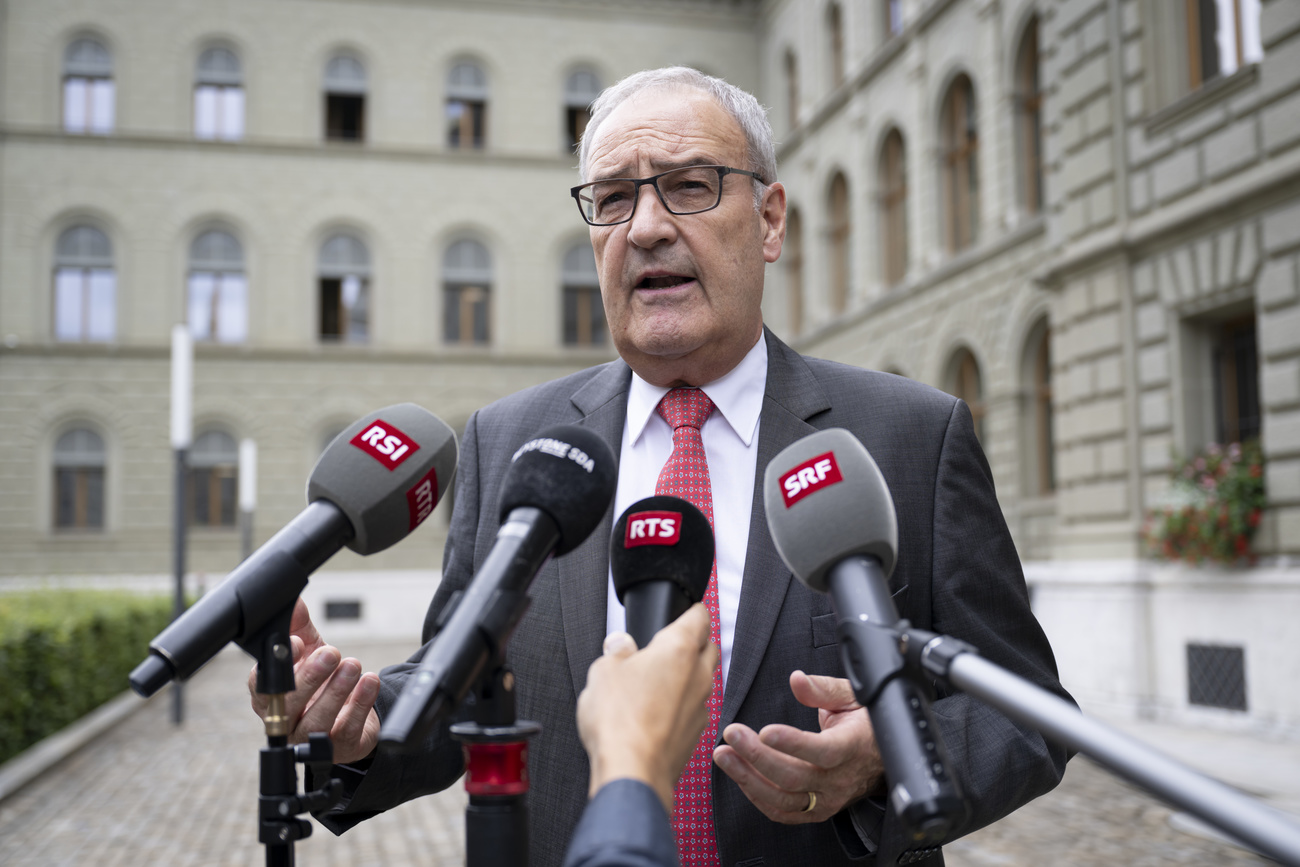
[450,654,541,867]
[892,625,1300,867]
[243,605,343,867]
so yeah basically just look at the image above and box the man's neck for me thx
[627,326,765,388]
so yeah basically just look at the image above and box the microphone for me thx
[762,428,966,845]
[611,495,713,648]
[129,403,458,698]
[378,424,617,751]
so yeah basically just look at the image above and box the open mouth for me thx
[637,274,693,290]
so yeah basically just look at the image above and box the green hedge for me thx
[0,590,174,765]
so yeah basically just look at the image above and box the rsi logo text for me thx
[624,510,682,548]
[779,451,843,507]
[350,421,420,470]
[405,467,439,530]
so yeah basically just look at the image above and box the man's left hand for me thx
[713,671,884,823]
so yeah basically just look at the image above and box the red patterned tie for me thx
[656,387,722,867]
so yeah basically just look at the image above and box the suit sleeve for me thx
[562,780,678,867]
[310,410,488,833]
[837,399,1073,862]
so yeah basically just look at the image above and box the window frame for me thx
[877,128,909,287]
[941,75,980,254]
[52,427,107,531]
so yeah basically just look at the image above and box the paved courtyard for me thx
[0,640,1287,866]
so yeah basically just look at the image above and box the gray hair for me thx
[577,67,778,202]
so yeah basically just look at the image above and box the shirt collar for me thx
[626,334,768,447]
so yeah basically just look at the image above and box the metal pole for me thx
[239,438,257,562]
[170,325,193,726]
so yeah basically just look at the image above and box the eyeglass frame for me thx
[570,165,767,227]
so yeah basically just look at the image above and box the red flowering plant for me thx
[1143,440,1266,565]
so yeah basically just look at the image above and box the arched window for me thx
[941,75,979,254]
[785,50,800,131]
[195,47,244,141]
[190,430,238,527]
[877,129,908,287]
[324,54,366,142]
[318,234,370,342]
[1015,20,1043,216]
[63,38,114,134]
[53,428,105,530]
[786,207,805,335]
[447,61,488,150]
[188,230,247,343]
[54,225,115,342]
[564,68,601,151]
[1022,318,1055,495]
[561,243,604,347]
[827,3,846,90]
[946,348,985,444]
[828,172,851,314]
[443,240,491,344]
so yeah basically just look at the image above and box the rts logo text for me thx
[779,451,843,507]
[624,511,682,548]
[405,467,440,530]
[350,421,420,470]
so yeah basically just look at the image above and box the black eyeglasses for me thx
[571,165,766,227]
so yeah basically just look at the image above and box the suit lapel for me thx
[720,329,832,731]
[559,360,632,697]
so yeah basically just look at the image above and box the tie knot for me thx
[657,387,714,431]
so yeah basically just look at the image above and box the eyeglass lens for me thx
[580,166,725,225]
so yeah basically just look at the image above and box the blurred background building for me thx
[2,0,1298,735]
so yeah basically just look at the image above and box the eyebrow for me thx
[590,156,726,183]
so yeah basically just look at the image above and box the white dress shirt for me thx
[605,335,768,691]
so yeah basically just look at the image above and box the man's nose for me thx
[626,183,678,248]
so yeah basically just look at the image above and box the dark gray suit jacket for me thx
[317,329,1071,867]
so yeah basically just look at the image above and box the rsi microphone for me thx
[129,403,458,698]
[379,424,617,751]
[611,496,713,648]
[763,428,967,845]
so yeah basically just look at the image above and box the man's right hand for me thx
[247,598,381,765]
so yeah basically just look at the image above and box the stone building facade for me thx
[2,0,1298,730]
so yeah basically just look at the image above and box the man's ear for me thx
[760,182,788,264]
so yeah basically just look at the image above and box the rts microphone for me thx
[611,496,713,648]
[129,403,458,698]
[378,424,617,751]
[763,428,966,845]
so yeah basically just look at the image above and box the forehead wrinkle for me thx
[587,94,746,181]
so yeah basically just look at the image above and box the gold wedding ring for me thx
[801,791,817,813]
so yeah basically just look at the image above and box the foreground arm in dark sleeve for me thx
[563,779,678,867]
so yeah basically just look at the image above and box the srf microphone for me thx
[378,424,617,751]
[611,496,713,648]
[763,428,967,845]
[129,403,458,698]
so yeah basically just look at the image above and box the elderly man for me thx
[252,67,1070,866]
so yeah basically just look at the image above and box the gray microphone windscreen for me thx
[307,403,458,555]
[762,428,897,593]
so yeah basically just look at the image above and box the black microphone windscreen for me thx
[499,425,617,555]
[307,403,458,555]
[762,428,898,593]
[610,496,713,604]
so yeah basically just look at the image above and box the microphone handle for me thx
[129,500,353,696]
[622,580,696,649]
[379,506,561,751]
[827,555,966,845]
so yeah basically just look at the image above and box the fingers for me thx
[329,672,382,765]
[721,723,820,793]
[602,631,636,658]
[713,728,827,823]
[295,654,362,734]
[289,598,325,654]
[789,670,860,713]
